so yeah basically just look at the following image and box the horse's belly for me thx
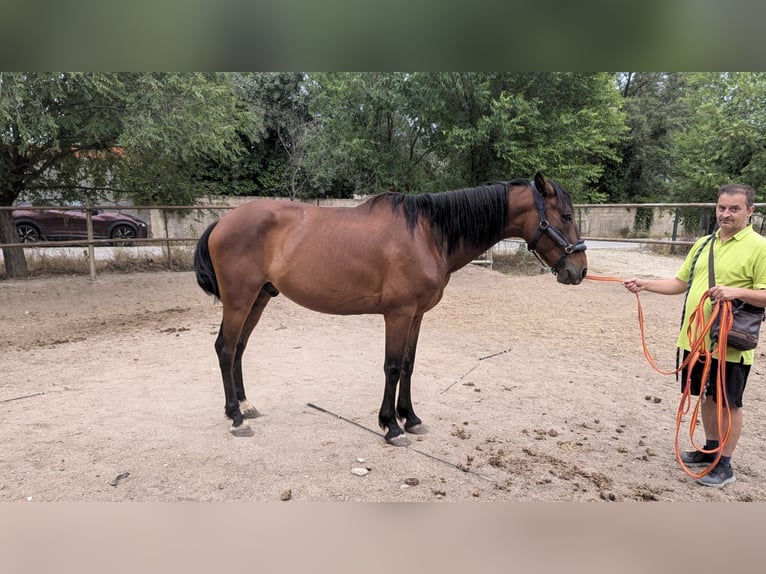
[280,285,383,315]
[270,233,444,315]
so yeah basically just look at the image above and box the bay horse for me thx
[194,172,587,445]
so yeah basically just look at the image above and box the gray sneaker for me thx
[680,450,716,467]
[696,464,736,488]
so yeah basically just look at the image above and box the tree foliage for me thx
[597,72,690,202]
[304,72,445,196]
[199,72,309,198]
[6,71,766,280]
[671,72,766,202]
[300,72,625,200]
[0,72,255,278]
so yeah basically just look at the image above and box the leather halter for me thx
[526,179,587,274]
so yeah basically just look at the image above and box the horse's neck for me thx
[444,238,504,273]
[441,195,529,271]
[443,211,530,271]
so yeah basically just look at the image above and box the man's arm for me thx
[710,286,766,306]
[623,277,688,295]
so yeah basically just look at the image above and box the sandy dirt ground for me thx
[2,246,766,502]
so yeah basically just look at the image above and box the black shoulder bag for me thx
[708,239,765,351]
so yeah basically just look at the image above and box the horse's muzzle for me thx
[556,266,587,285]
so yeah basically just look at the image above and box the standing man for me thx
[623,183,766,488]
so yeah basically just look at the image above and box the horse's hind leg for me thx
[233,288,274,419]
[397,314,427,435]
[214,283,270,436]
[214,311,251,436]
[215,286,274,434]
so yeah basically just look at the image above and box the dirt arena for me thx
[3,246,766,502]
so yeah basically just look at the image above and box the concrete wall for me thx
[146,196,763,242]
[575,205,689,240]
[148,196,363,240]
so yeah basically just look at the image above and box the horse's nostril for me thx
[581,268,588,279]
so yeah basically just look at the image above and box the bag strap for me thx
[708,234,716,288]
[675,233,716,379]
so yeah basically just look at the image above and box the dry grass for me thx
[102,247,195,273]
[490,250,552,276]
[0,246,195,278]
[645,242,692,257]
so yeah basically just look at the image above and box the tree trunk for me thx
[0,210,29,279]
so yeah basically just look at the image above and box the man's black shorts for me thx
[681,350,750,407]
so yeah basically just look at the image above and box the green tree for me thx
[419,72,627,200]
[672,72,766,202]
[305,73,626,201]
[199,72,310,198]
[0,72,255,279]
[305,72,447,196]
[485,72,626,200]
[597,72,690,203]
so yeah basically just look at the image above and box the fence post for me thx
[670,208,679,255]
[162,209,172,270]
[85,202,97,280]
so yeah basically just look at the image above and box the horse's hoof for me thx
[405,423,428,435]
[230,421,254,437]
[239,400,263,419]
[386,434,411,447]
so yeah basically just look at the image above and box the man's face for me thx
[716,191,753,236]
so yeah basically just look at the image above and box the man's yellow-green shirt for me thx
[676,225,766,365]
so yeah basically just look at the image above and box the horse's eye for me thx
[562,213,573,223]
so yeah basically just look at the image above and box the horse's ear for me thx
[533,172,549,196]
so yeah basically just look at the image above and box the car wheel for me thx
[16,223,41,243]
[110,224,138,246]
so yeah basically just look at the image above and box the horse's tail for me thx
[194,221,220,299]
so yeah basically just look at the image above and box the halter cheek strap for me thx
[527,180,587,273]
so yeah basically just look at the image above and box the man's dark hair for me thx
[718,183,756,208]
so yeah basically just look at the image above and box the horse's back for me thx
[214,197,401,258]
[208,197,447,315]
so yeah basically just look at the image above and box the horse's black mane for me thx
[367,182,512,255]
[366,177,575,255]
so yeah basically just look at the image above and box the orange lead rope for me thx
[585,274,733,478]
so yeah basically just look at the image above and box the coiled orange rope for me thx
[586,273,733,478]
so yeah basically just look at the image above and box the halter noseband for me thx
[527,179,586,274]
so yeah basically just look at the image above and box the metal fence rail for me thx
[3,201,766,278]
[0,204,231,278]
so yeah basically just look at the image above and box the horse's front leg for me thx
[380,312,414,446]
[396,314,427,435]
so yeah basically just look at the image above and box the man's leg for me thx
[696,400,741,487]
[700,386,744,456]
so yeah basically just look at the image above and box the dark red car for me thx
[12,204,149,244]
